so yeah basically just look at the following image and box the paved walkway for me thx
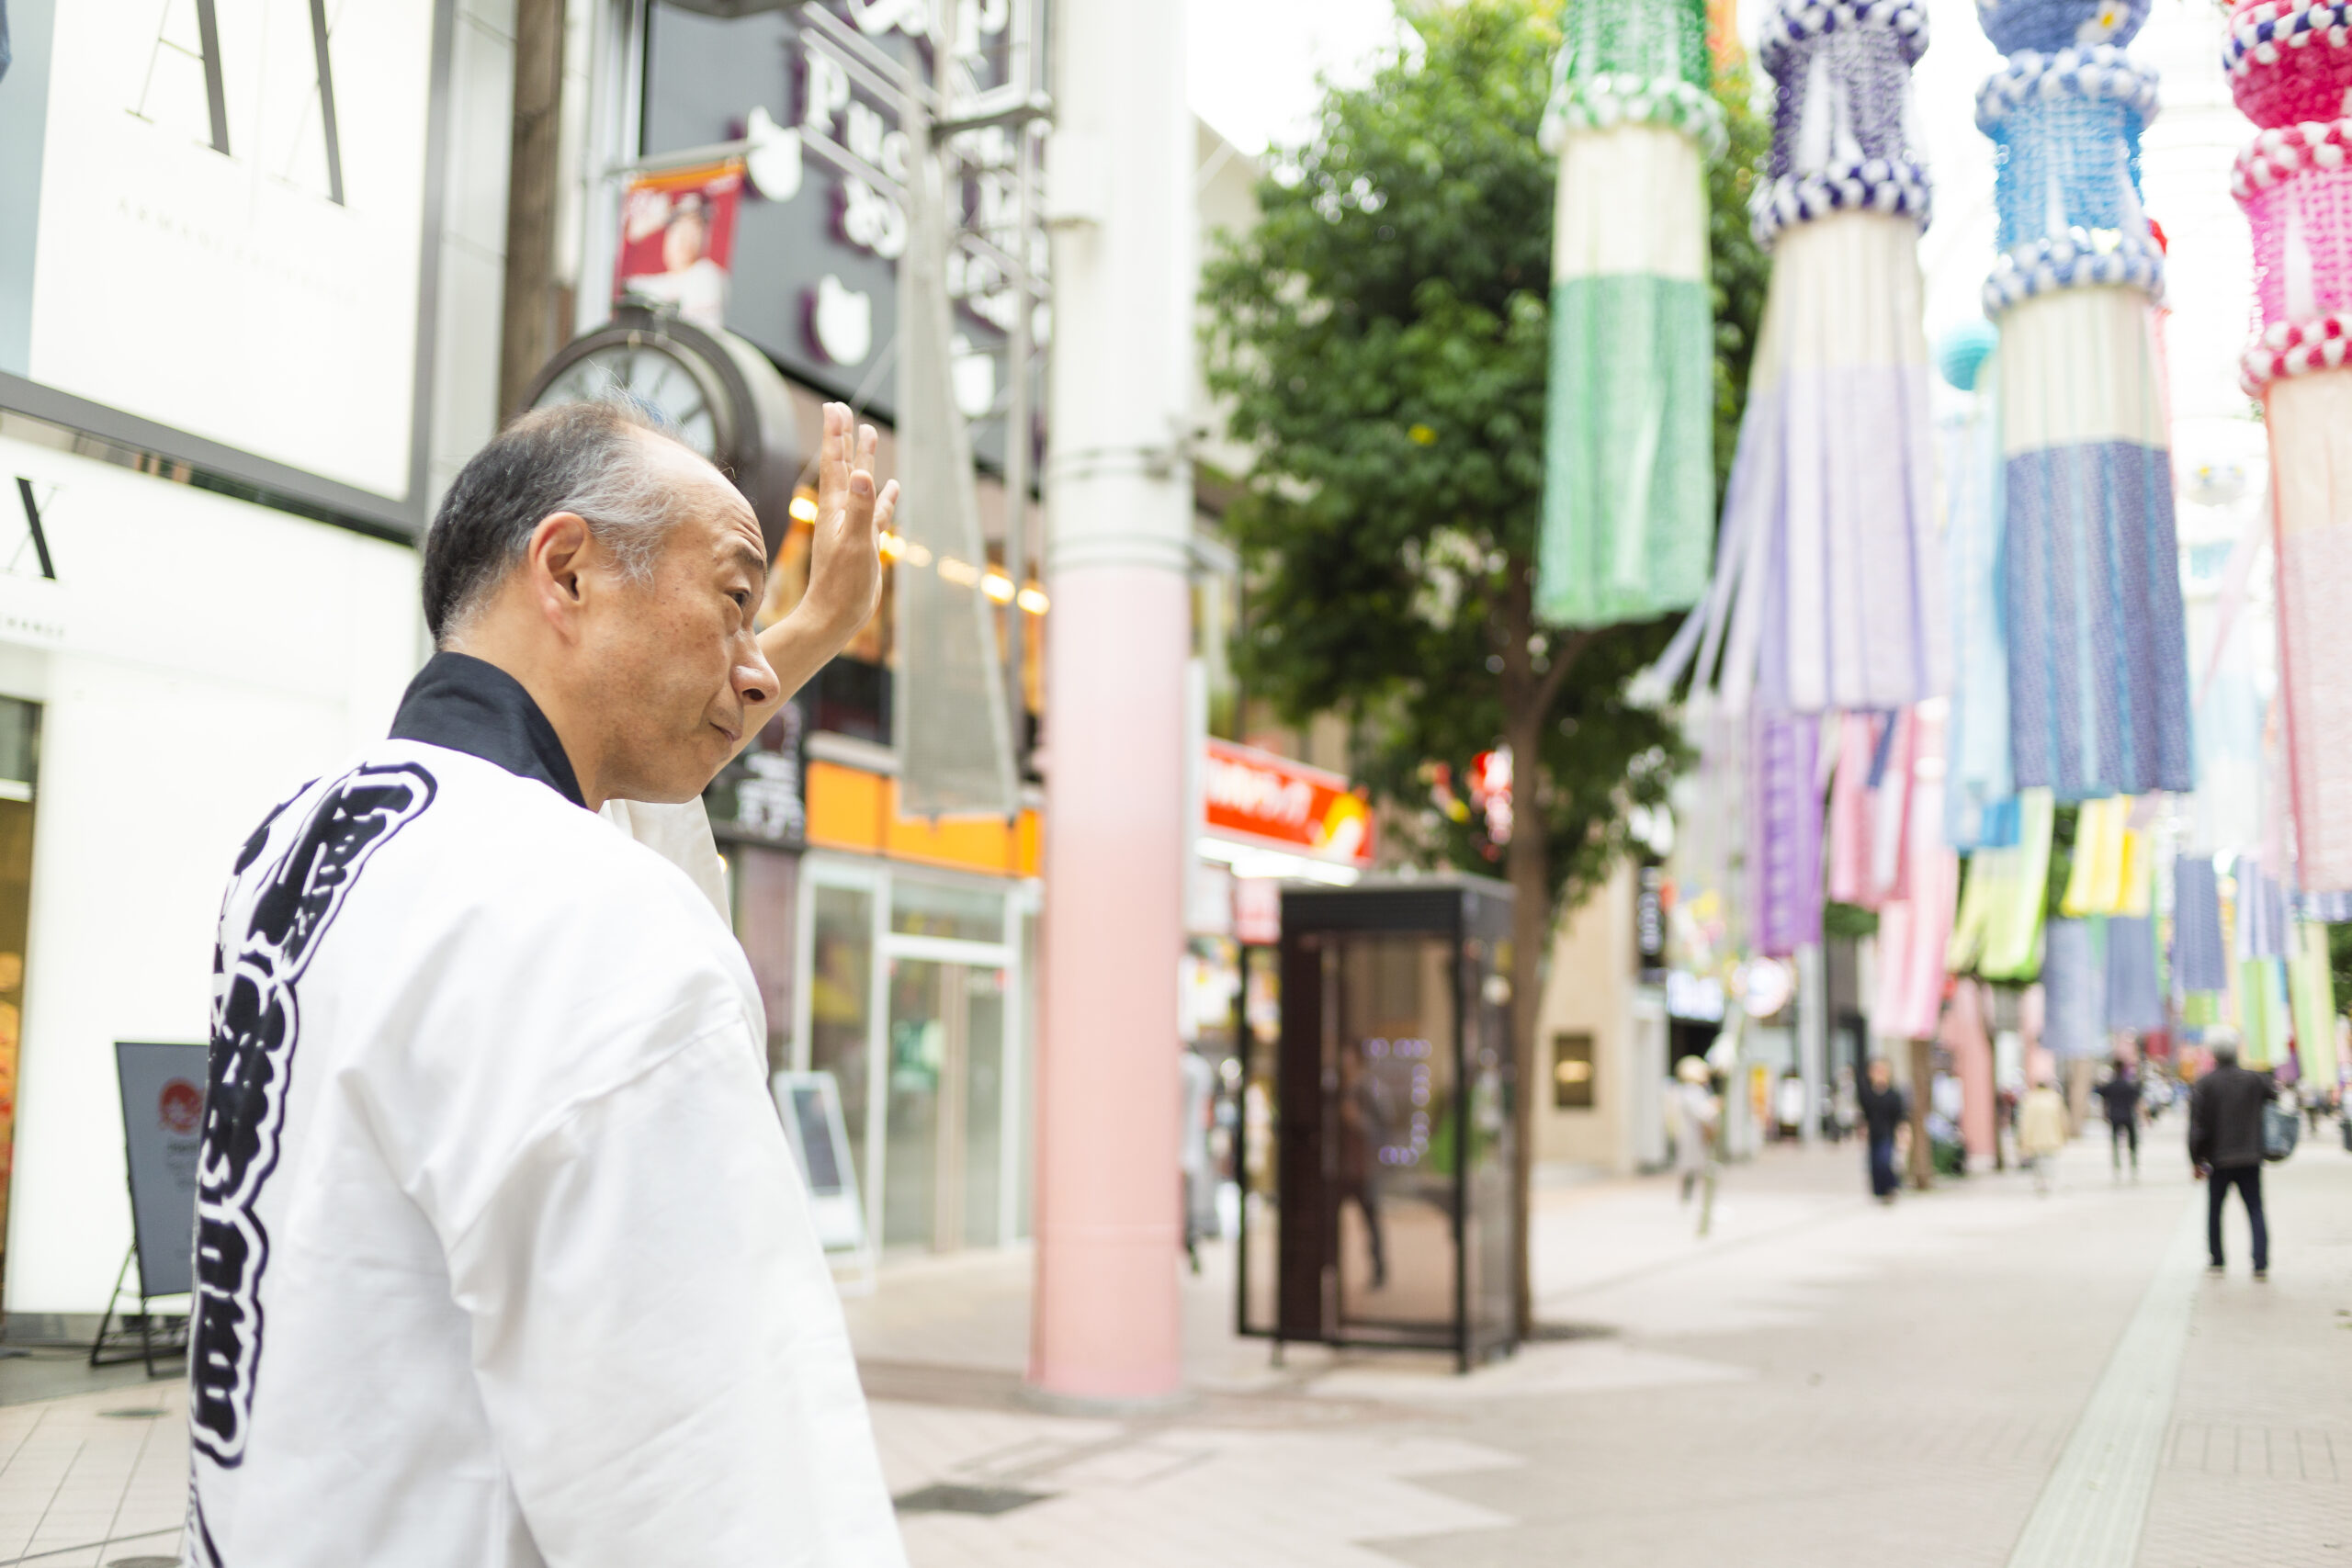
[4,1120,2346,1565]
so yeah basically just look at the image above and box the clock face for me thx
[531,341,726,461]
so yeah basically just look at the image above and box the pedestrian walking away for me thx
[1671,1055,1720,1205]
[2095,1055,2143,1179]
[1857,1057,1906,1202]
[2189,1033,2273,1278]
[187,402,910,1566]
[2016,1077,2070,1196]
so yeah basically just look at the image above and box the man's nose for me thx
[735,641,778,708]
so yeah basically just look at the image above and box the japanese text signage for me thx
[1203,739,1375,867]
[640,0,1041,465]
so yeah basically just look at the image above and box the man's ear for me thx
[527,513,594,632]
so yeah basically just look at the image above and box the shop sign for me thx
[1202,739,1374,866]
[639,0,1039,463]
[706,694,808,848]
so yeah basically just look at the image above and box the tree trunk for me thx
[499,0,567,423]
[1495,576,1583,1341]
[1905,1035,1934,1190]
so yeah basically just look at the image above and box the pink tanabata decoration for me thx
[2232,0,2352,893]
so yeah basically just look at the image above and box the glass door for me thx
[882,957,1011,1252]
[1329,931,1458,1342]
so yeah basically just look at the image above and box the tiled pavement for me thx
[3,1119,2346,1565]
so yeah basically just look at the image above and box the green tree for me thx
[1201,0,1770,1328]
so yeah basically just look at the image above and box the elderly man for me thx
[188,401,906,1565]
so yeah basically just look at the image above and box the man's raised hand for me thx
[801,401,898,642]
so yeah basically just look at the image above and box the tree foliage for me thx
[1201,0,1772,917]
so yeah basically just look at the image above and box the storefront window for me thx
[0,698,36,1293]
[890,879,1004,943]
[808,884,875,1209]
[729,847,797,1072]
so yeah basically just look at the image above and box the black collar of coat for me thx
[389,651,586,809]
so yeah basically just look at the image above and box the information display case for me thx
[1237,876,1518,1371]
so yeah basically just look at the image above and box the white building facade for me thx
[0,0,517,1326]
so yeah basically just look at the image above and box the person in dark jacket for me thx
[2189,1037,2271,1278]
[2095,1057,2143,1179]
[1858,1057,1906,1203]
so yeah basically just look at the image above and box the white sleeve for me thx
[443,1026,906,1568]
[600,798,730,921]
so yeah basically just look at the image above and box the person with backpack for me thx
[2189,1034,2272,1279]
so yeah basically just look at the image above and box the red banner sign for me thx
[1203,739,1374,865]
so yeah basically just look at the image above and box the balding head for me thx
[424,400,776,809]
[424,401,704,644]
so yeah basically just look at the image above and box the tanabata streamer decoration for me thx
[1871,702,1957,1040]
[1976,0,2191,803]
[1938,322,2016,851]
[1946,787,2056,982]
[2171,853,2230,993]
[1537,0,1722,626]
[2041,918,2109,1057]
[2228,0,2352,891]
[1747,710,1823,957]
[1649,0,1945,715]
[2288,920,2339,1084]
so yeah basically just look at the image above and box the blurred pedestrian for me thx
[2190,1034,2271,1279]
[1831,1063,1859,1145]
[2095,1055,2143,1179]
[1857,1057,1905,1202]
[2017,1077,2069,1196]
[1774,1069,1805,1141]
[1672,1055,1720,1204]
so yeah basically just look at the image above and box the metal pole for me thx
[499,0,567,421]
[1000,40,1035,768]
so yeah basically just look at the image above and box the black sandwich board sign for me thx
[96,1041,205,1371]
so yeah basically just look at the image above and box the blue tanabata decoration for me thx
[1975,6,2191,800]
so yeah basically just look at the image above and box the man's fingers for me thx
[820,402,850,501]
[871,479,899,537]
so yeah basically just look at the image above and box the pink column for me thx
[1030,0,1194,1404]
[1031,571,1188,1401]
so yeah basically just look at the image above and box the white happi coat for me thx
[187,652,903,1568]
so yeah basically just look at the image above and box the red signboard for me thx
[1203,739,1374,865]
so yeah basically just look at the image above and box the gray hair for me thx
[421,400,702,642]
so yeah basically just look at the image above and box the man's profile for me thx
[187,400,906,1565]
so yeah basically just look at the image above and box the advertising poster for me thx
[114,1040,208,1299]
[614,164,743,334]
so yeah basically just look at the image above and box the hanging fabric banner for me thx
[1748,709,1822,957]
[2288,920,2340,1086]
[2171,854,2230,994]
[1536,0,1721,627]
[2043,917,2109,1058]
[1871,701,1955,1039]
[1939,321,2013,850]
[1976,4,2192,801]
[2105,914,2164,1033]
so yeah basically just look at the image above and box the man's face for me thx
[1869,1061,1891,1091]
[578,435,775,804]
